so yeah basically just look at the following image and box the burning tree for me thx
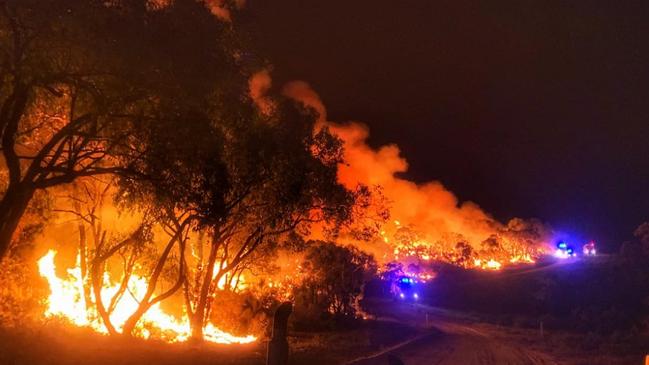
[0,0,361,343]
[59,177,150,335]
[0,0,247,260]
[119,93,357,340]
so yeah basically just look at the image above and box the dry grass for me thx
[0,323,264,365]
[484,322,648,365]
[0,318,420,365]
[289,320,422,365]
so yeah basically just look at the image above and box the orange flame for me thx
[38,250,255,344]
[280,82,549,271]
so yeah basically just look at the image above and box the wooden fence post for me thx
[267,302,293,365]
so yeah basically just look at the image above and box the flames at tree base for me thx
[37,250,256,345]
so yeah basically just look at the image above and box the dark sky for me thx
[242,0,649,251]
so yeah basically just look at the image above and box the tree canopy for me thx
[0,0,251,258]
[0,0,361,341]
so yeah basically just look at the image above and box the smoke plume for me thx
[282,81,550,261]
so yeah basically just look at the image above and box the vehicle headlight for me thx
[413,293,419,299]
[399,293,405,299]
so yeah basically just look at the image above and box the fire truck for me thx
[391,276,420,301]
[582,241,597,256]
[555,241,576,258]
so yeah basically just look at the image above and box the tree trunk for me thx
[79,223,94,311]
[190,310,204,341]
[0,185,34,259]
[73,187,93,311]
[121,300,153,337]
[190,235,220,341]
[121,233,181,336]
[90,259,118,335]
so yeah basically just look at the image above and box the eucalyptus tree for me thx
[182,99,356,341]
[0,0,246,259]
[122,92,358,340]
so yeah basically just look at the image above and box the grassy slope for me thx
[289,320,422,365]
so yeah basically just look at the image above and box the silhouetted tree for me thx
[0,0,246,259]
[175,101,356,341]
[117,92,358,339]
[295,241,376,320]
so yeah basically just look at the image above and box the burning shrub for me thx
[454,241,474,266]
[0,253,46,327]
[292,241,376,330]
[208,290,271,338]
[0,190,52,327]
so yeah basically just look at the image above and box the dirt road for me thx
[347,301,558,365]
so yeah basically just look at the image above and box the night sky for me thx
[242,1,649,251]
